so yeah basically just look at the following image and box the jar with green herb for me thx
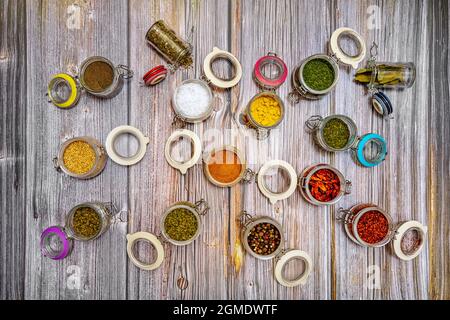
[354,62,416,89]
[40,202,119,260]
[305,114,388,168]
[239,211,313,287]
[289,27,366,102]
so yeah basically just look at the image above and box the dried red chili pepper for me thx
[356,210,389,244]
[308,169,340,202]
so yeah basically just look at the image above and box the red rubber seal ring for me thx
[143,65,167,86]
[253,54,288,89]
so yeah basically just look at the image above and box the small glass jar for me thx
[53,136,107,179]
[40,202,116,260]
[47,56,133,109]
[355,62,416,89]
[203,146,250,188]
[289,27,366,102]
[298,164,351,206]
[239,211,313,287]
[337,204,427,260]
[305,114,387,168]
[145,20,193,69]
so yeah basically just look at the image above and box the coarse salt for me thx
[175,82,212,118]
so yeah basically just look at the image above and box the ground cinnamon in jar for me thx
[82,61,114,92]
[356,210,389,244]
[207,150,243,184]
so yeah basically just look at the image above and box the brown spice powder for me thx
[82,61,114,92]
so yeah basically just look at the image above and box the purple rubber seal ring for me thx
[40,226,71,260]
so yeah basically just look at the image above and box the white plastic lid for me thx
[392,220,427,261]
[329,27,366,69]
[257,160,298,204]
[274,249,313,287]
[164,129,201,174]
[105,125,150,166]
[126,231,165,271]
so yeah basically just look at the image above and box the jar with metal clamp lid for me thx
[126,199,209,271]
[241,52,287,140]
[203,146,250,188]
[289,27,366,102]
[240,211,313,287]
[171,47,243,126]
[53,136,107,179]
[337,204,427,260]
[305,114,387,167]
[47,56,133,109]
[298,163,351,206]
[40,202,122,260]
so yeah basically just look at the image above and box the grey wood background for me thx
[0,0,449,300]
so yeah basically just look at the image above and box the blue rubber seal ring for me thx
[356,133,387,167]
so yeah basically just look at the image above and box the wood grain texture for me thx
[0,0,448,300]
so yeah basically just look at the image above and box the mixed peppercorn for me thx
[247,222,281,255]
[356,210,389,244]
[308,169,341,202]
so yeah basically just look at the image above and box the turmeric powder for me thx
[249,95,282,127]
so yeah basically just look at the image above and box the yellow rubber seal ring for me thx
[48,73,78,108]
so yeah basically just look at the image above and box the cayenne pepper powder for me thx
[308,169,340,202]
[356,210,389,244]
[207,150,243,184]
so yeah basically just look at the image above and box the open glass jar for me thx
[203,146,251,187]
[298,164,351,206]
[289,27,366,102]
[306,114,387,167]
[241,52,287,140]
[337,204,427,260]
[171,47,242,126]
[41,202,118,260]
[53,136,107,179]
[47,56,133,109]
[240,211,313,287]
[126,200,209,271]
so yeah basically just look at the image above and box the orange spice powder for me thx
[207,150,243,184]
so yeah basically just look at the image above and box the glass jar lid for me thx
[203,47,242,88]
[47,73,81,109]
[329,27,366,69]
[126,231,165,271]
[372,91,393,117]
[274,249,313,287]
[391,220,427,261]
[257,160,298,204]
[165,129,201,174]
[105,125,150,166]
[253,53,288,90]
[40,226,73,260]
[354,133,387,167]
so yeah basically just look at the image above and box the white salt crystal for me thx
[175,82,211,118]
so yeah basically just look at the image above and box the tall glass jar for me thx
[355,62,416,89]
[53,136,107,179]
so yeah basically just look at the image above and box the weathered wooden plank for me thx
[24,0,129,299]
[428,0,450,300]
[0,0,27,300]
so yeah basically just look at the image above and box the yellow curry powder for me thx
[63,141,96,175]
[249,95,282,127]
[208,150,243,184]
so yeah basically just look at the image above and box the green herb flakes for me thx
[322,118,350,149]
[164,208,198,242]
[72,207,101,238]
[303,58,335,91]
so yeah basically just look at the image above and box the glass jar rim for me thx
[298,54,340,95]
[160,203,202,246]
[316,114,358,152]
[78,56,119,93]
[203,146,246,187]
[246,91,285,129]
[351,207,394,247]
[172,79,214,122]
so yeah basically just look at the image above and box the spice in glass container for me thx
[175,82,212,118]
[308,169,340,202]
[72,207,101,238]
[164,208,198,242]
[63,141,96,175]
[302,58,335,91]
[356,210,389,244]
[322,118,350,149]
[249,95,282,127]
[207,150,243,184]
[247,222,281,255]
[82,61,114,92]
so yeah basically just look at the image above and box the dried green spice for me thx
[355,64,406,86]
[164,208,198,241]
[72,207,101,238]
[303,58,335,91]
[322,118,350,149]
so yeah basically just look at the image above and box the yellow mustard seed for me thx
[249,95,282,127]
[63,141,96,175]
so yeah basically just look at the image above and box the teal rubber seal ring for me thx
[356,133,387,167]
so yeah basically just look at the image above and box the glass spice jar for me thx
[355,62,416,89]
[298,164,351,206]
[53,136,107,179]
[240,211,313,287]
[305,114,387,168]
[145,20,193,70]
[337,203,427,260]
[126,200,209,271]
[40,202,119,260]
[289,27,366,102]
[47,56,133,109]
